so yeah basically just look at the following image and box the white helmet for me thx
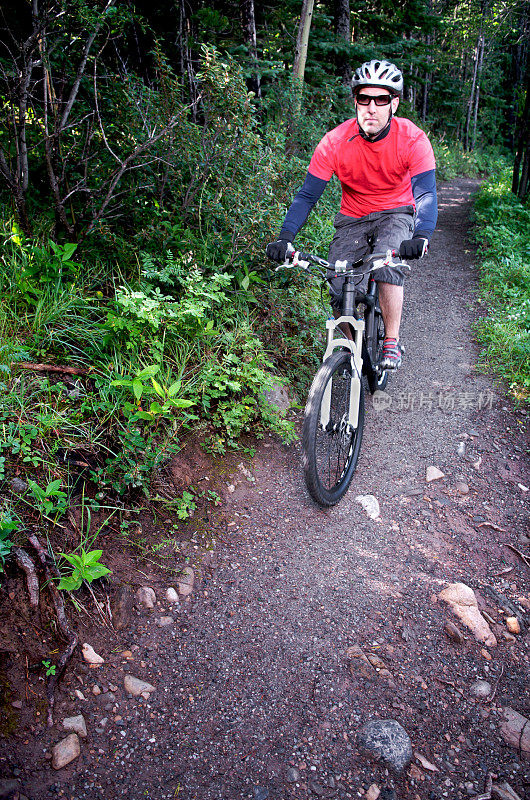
[352,59,403,96]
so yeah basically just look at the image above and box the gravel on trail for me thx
[1,178,529,800]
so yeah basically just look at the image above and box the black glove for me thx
[266,236,293,263]
[399,235,429,260]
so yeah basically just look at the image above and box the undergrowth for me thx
[472,165,530,402]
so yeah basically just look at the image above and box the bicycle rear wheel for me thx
[302,350,365,506]
[365,285,388,393]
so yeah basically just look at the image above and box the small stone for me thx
[505,617,520,634]
[286,768,300,783]
[473,456,482,471]
[365,785,381,800]
[517,483,529,493]
[481,648,492,661]
[136,587,156,609]
[309,781,325,796]
[426,466,444,482]
[357,718,412,774]
[177,566,194,597]
[92,684,101,696]
[82,643,104,665]
[414,751,439,772]
[252,787,269,800]
[355,494,380,520]
[457,442,466,456]
[10,477,28,494]
[166,588,180,604]
[469,680,492,699]
[62,714,87,738]
[109,683,118,692]
[444,621,464,643]
[157,616,174,627]
[123,675,155,697]
[52,734,80,770]
[11,700,23,709]
[74,690,86,701]
[502,631,516,642]
[456,482,469,495]
[121,650,134,659]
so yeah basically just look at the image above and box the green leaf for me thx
[58,575,82,592]
[168,398,195,408]
[132,379,143,401]
[151,379,165,398]
[136,365,160,379]
[167,380,182,397]
[149,401,164,414]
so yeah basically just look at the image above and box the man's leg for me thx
[378,281,403,340]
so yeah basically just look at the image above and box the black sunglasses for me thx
[356,93,393,106]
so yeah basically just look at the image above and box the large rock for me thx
[261,383,291,414]
[357,719,412,774]
[498,707,530,753]
[438,582,497,646]
[52,734,81,769]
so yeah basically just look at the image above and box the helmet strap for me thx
[357,109,394,142]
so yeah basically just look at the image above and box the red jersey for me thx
[308,116,436,218]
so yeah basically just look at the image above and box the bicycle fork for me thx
[320,315,364,430]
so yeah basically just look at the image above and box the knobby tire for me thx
[302,350,365,507]
[365,284,388,393]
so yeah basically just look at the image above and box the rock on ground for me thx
[136,586,156,609]
[123,675,155,697]
[357,719,412,774]
[81,643,104,664]
[498,707,530,753]
[62,714,87,738]
[438,582,497,646]
[52,734,80,770]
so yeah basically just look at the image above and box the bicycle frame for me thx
[321,314,364,430]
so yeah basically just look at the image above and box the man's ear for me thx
[392,96,400,112]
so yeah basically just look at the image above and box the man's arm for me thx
[411,169,438,238]
[266,172,329,262]
[279,172,329,239]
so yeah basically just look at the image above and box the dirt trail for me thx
[2,178,529,800]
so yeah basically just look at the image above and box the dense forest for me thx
[0,0,528,506]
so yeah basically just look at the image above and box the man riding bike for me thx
[266,59,438,371]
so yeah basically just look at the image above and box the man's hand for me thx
[266,237,292,263]
[399,236,429,260]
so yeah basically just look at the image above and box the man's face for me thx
[354,86,400,137]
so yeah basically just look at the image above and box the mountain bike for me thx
[276,246,407,507]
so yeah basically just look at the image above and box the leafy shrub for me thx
[472,166,530,400]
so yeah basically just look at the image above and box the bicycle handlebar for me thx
[275,245,408,279]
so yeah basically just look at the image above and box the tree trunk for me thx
[471,33,485,150]
[334,0,351,88]
[512,67,530,199]
[464,30,484,151]
[240,0,261,97]
[293,0,315,90]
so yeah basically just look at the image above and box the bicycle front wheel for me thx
[302,350,365,507]
[365,285,388,393]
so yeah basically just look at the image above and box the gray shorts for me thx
[328,206,413,309]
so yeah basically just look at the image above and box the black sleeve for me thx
[411,169,438,239]
[279,171,329,240]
